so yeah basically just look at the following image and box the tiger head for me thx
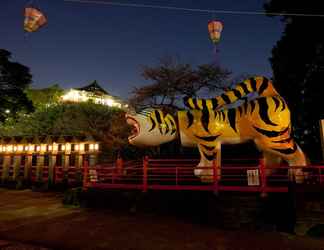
[126,108,177,147]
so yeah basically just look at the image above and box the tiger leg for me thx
[256,139,307,183]
[280,144,307,183]
[263,151,282,178]
[195,143,221,182]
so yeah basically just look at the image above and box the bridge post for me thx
[83,160,89,191]
[319,167,322,185]
[143,156,148,192]
[213,159,219,194]
[259,158,267,198]
[116,155,124,175]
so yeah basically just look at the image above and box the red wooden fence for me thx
[1,157,324,195]
[83,157,324,195]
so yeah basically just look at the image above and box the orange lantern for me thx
[24,7,47,33]
[208,20,223,44]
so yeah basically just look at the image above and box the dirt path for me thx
[0,189,323,250]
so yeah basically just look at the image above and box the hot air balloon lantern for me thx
[24,6,47,33]
[208,20,223,44]
[208,20,223,65]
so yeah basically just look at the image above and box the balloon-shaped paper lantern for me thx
[24,7,47,33]
[208,20,223,44]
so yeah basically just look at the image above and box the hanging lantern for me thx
[208,20,223,44]
[24,7,47,33]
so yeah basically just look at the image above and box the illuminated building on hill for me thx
[61,81,127,109]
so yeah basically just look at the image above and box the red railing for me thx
[83,157,324,195]
[1,157,324,194]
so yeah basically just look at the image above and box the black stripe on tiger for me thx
[194,98,200,109]
[166,116,177,135]
[221,94,231,104]
[221,111,225,121]
[257,98,277,126]
[201,99,207,109]
[203,152,217,161]
[271,143,297,155]
[243,101,248,115]
[250,100,256,114]
[227,109,237,132]
[195,134,221,142]
[258,77,269,95]
[250,77,257,92]
[211,99,218,110]
[149,116,156,132]
[238,82,250,95]
[280,98,286,111]
[201,100,210,132]
[183,96,190,108]
[164,122,169,134]
[232,89,242,99]
[186,111,194,129]
[154,110,162,123]
[272,96,280,111]
[154,110,163,133]
[253,126,290,138]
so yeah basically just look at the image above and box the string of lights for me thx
[64,0,324,17]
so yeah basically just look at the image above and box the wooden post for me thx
[319,120,324,161]
[89,153,97,167]
[83,160,89,191]
[259,158,267,198]
[13,155,22,181]
[24,154,32,181]
[63,154,70,171]
[213,159,219,194]
[37,154,45,182]
[143,156,148,192]
[116,156,123,175]
[1,155,10,182]
[48,154,57,185]
[319,167,322,185]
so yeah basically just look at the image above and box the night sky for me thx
[0,0,284,99]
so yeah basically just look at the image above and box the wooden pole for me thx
[143,156,148,192]
[1,155,10,182]
[213,159,219,194]
[259,158,267,198]
[83,160,89,191]
[319,120,324,161]
[13,155,22,181]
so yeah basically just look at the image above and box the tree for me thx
[264,1,324,160]
[0,102,144,160]
[0,49,33,122]
[25,84,64,109]
[129,57,231,111]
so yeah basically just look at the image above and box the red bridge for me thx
[83,157,324,196]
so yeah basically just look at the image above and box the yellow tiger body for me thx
[127,76,307,182]
[184,76,278,110]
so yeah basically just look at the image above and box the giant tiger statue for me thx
[126,76,307,182]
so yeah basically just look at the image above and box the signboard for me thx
[320,120,324,160]
[247,169,260,186]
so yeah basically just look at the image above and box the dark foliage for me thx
[0,49,33,122]
[264,1,324,160]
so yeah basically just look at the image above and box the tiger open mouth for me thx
[126,114,140,140]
